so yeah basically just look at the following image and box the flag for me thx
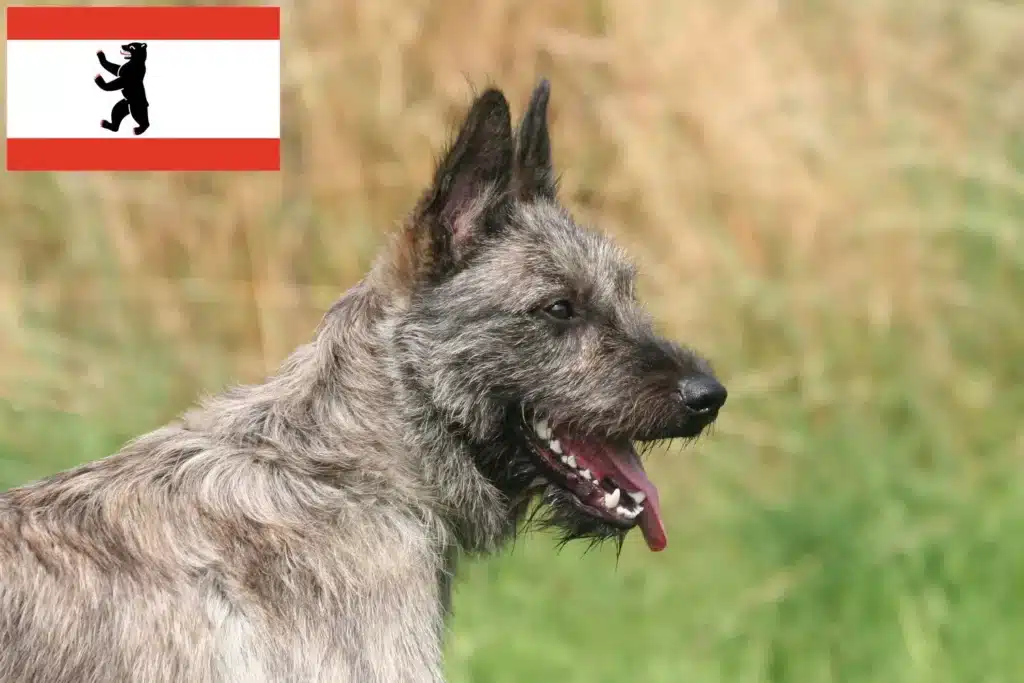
[6,5,281,171]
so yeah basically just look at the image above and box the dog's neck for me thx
[189,270,517,554]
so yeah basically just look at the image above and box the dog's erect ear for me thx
[407,88,514,280]
[513,79,556,201]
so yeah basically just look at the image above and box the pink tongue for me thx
[560,437,667,551]
[601,445,666,551]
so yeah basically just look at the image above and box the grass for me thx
[2,0,1023,681]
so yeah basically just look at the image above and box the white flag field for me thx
[6,5,281,171]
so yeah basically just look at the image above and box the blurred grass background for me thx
[2,0,1024,681]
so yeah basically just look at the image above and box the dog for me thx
[0,80,726,682]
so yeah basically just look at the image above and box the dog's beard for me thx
[470,409,663,553]
[530,486,633,553]
[481,453,633,553]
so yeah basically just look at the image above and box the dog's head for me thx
[393,82,726,552]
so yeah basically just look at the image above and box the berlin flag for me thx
[6,5,281,171]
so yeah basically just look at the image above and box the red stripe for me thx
[7,138,280,171]
[6,6,280,41]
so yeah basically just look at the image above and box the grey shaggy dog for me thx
[0,80,726,683]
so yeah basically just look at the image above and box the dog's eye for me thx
[544,300,575,321]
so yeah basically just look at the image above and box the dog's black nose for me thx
[678,375,727,415]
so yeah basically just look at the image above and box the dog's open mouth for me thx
[523,415,667,552]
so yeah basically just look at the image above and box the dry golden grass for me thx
[1,0,1021,424]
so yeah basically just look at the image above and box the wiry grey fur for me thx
[0,81,726,682]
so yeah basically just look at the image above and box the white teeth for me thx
[616,505,643,520]
[560,456,570,465]
[620,505,643,520]
[549,439,562,454]
[580,469,592,480]
[628,491,647,504]
[565,455,576,468]
[603,488,621,509]
[534,419,551,440]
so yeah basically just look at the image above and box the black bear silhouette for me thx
[95,42,149,136]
